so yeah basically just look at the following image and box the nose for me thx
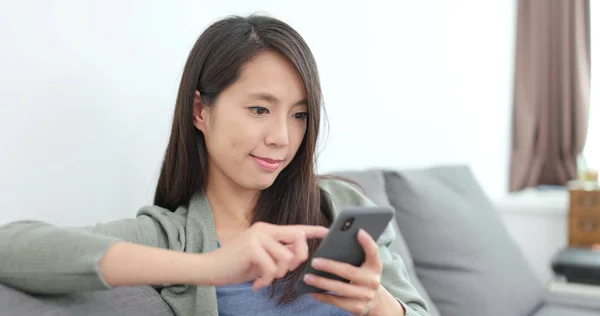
[265,116,289,148]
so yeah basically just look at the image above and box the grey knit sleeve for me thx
[0,205,186,295]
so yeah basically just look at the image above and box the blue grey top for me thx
[215,241,350,315]
[216,281,351,316]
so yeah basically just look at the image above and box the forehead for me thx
[230,51,306,103]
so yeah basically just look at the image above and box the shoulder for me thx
[136,204,189,228]
[319,177,375,214]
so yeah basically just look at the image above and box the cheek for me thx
[226,123,261,155]
[206,113,250,153]
[289,122,308,150]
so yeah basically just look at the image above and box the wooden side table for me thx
[569,188,600,248]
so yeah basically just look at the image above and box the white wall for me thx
[495,191,570,283]
[584,0,599,170]
[322,1,517,202]
[0,0,517,226]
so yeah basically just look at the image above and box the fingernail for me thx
[359,229,368,237]
[304,274,315,283]
[311,258,324,268]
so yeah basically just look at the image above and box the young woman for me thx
[0,15,429,316]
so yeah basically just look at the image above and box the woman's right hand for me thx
[202,222,328,290]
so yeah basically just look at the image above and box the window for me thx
[584,1,599,170]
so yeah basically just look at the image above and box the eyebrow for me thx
[248,92,308,106]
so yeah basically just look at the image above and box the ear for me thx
[193,90,209,132]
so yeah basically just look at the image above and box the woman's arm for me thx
[0,205,186,294]
[98,241,212,288]
[377,226,431,316]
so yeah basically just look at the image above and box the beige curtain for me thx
[510,0,591,192]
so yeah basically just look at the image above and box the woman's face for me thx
[193,51,309,191]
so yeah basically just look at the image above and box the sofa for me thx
[1,165,600,316]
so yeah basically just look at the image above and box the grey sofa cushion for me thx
[0,283,174,316]
[384,165,544,316]
[329,170,441,316]
[532,304,600,316]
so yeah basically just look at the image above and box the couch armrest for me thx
[543,282,600,310]
[0,283,58,316]
[0,283,173,316]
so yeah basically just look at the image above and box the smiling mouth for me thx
[250,155,283,171]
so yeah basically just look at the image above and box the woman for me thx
[0,14,429,316]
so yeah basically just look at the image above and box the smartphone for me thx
[295,206,394,295]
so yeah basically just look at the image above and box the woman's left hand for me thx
[305,229,405,316]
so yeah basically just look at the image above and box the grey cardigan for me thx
[0,179,430,316]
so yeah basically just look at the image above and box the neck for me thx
[204,164,259,227]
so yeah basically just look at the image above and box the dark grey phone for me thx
[295,206,394,295]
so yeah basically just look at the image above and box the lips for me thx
[250,155,283,171]
[258,157,282,163]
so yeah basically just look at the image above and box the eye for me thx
[249,106,269,115]
[293,112,309,120]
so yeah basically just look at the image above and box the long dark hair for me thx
[153,14,333,303]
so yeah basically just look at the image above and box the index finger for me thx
[269,225,329,242]
[289,225,329,239]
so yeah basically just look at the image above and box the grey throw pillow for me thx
[384,165,544,316]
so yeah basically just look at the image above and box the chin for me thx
[243,173,279,191]
[255,178,278,190]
